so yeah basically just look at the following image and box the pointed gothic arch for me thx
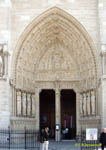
[11,7,98,90]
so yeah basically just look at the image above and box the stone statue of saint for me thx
[27,94,31,116]
[83,93,86,116]
[31,94,35,116]
[0,55,3,76]
[17,91,21,116]
[91,90,96,115]
[23,93,26,116]
[86,93,90,115]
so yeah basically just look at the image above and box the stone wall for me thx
[0,79,10,128]
[98,0,106,43]
[101,78,106,128]
[0,1,11,128]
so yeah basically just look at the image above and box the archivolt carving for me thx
[11,7,98,91]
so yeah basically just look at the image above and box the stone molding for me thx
[10,116,36,121]
[79,116,101,124]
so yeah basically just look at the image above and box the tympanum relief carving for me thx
[36,42,78,81]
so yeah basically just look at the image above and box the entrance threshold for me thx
[61,139,76,142]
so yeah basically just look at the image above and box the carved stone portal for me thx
[10,7,99,137]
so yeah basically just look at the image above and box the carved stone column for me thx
[32,94,35,117]
[35,88,40,131]
[91,90,96,115]
[87,92,90,116]
[4,53,8,75]
[14,88,17,116]
[83,93,86,116]
[55,89,61,141]
[80,94,83,115]
[16,91,21,116]
[9,84,14,117]
[76,92,80,134]
[27,93,31,116]
[23,92,26,116]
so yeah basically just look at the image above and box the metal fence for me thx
[76,130,101,150]
[0,128,40,149]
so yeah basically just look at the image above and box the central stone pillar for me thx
[55,89,61,141]
[76,92,80,134]
[35,88,40,131]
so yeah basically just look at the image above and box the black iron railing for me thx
[76,130,101,150]
[0,127,40,149]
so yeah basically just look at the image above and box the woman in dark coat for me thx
[100,128,106,150]
[42,127,49,150]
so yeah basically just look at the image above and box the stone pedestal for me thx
[55,89,61,141]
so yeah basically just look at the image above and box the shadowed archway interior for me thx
[40,90,55,139]
[61,89,76,140]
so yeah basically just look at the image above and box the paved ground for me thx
[40,140,80,150]
[40,140,102,150]
[0,140,102,150]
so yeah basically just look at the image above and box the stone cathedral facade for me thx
[0,0,106,141]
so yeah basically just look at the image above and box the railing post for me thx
[8,126,10,150]
[25,127,26,150]
[80,128,82,150]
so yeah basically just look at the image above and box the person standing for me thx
[42,127,49,150]
[100,128,106,150]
